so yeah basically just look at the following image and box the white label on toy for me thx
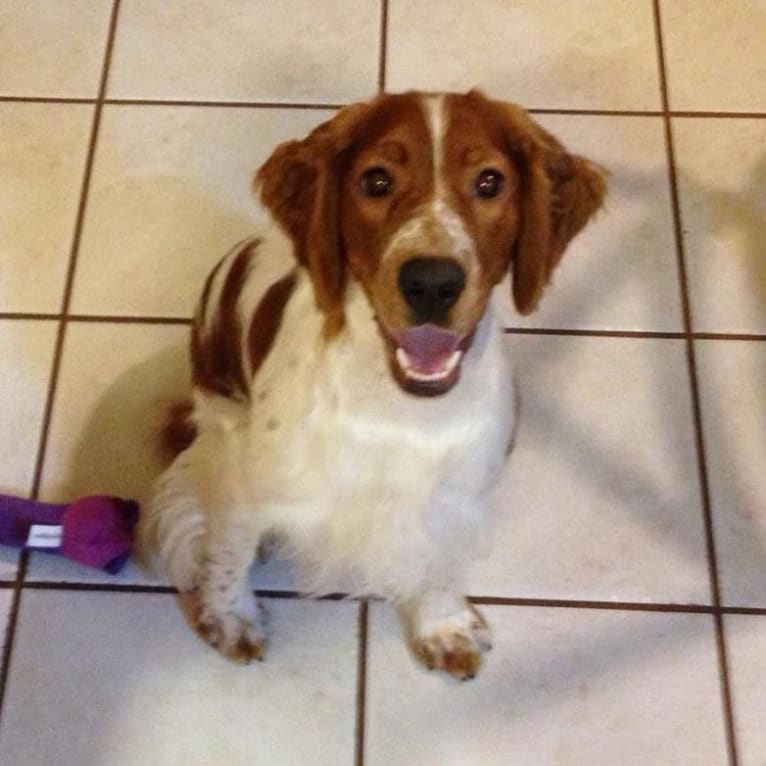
[27,524,63,548]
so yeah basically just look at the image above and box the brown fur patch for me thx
[255,91,605,331]
[159,400,197,457]
[247,271,297,378]
[191,240,258,398]
[441,91,608,315]
[256,93,432,325]
[462,93,607,314]
[340,95,435,303]
[442,93,524,288]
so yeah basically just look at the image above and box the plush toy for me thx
[0,494,138,574]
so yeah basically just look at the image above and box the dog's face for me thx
[257,90,606,396]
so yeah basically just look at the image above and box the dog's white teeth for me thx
[395,349,463,382]
[395,347,411,372]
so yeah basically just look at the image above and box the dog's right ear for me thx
[255,104,370,323]
[508,107,607,314]
[464,91,607,315]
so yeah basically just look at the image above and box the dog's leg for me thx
[138,451,208,593]
[397,590,492,680]
[193,525,268,664]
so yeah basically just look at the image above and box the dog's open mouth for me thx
[383,323,468,396]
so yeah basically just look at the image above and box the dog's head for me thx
[256,90,606,396]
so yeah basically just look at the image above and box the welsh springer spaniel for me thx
[139,90,606,680]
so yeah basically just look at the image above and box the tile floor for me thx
[0,1,764,764]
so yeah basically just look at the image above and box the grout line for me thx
[0,313,60,322]
[504,328,766,343]
[671,110,766,119]
[654,0,721,606]
[67,314,192,325]
[2,15,757,761]
[0,96,341,110]
[468,596,766,615]
[30,0,122,500]
[529,107,663,117]
[0,95,94,104]
[0,313,192,325]
[6,579,765,614]
[0,0,123,728]
[468,596,716,612]
[22,258,67,483]
[354,600,369,766]
[712,610,741,766]
[505,329,766,343]
[0,553,29,718]
[104,98,343,110]
[377,0,389,92]
[693,332,766,342]
[21,581,178,594]
[3,312,764,341]
[255,589,357,601]
[721,606,766,617]
[504,327,684,339]
[16,582,367,602]
[2,94,765,119]
[529,107,766,119]
[652,2,740,764]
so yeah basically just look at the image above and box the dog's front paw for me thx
[193,600,268,664]
[410,604,492,680]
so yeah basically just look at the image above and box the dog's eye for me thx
[361,167,393,197]
[474,169,504,199]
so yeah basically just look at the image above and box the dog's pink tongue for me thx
[395,325,463,374]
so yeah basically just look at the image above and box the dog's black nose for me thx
[398,257,466,322]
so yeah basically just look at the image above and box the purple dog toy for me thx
[0,494,138,574]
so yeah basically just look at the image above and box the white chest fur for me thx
[189,257,515,598]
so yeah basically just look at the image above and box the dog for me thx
[138,89,606,680]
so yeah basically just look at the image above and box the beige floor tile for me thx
[673,118,766,334]
[503,114,681,332]
[726,615,766,766]
[697,341,766,607]
[0,0,112,97]
[0,590,13,639]
[0,549,19,584]
[108,0,380,102]
[0,321,56,495]
[661,0,766,112]
[39,322,189,505]
[25,527,297,590]
[366,605,728,766]
[0,320,57,580]
[0,592,357,766]
[28,319,301,588]
[387,0,661,110]
[1,1,764,761]
[0,103,93,313]
[470,335,710,604]
[71,105,332,317]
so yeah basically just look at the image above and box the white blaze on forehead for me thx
[432,199,473,257]
[382,94,476,263]
[421,93,447,197]
[421,94,474,258]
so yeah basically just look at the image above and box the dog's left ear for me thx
[255,103,369,322]
[490,97,608,314]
